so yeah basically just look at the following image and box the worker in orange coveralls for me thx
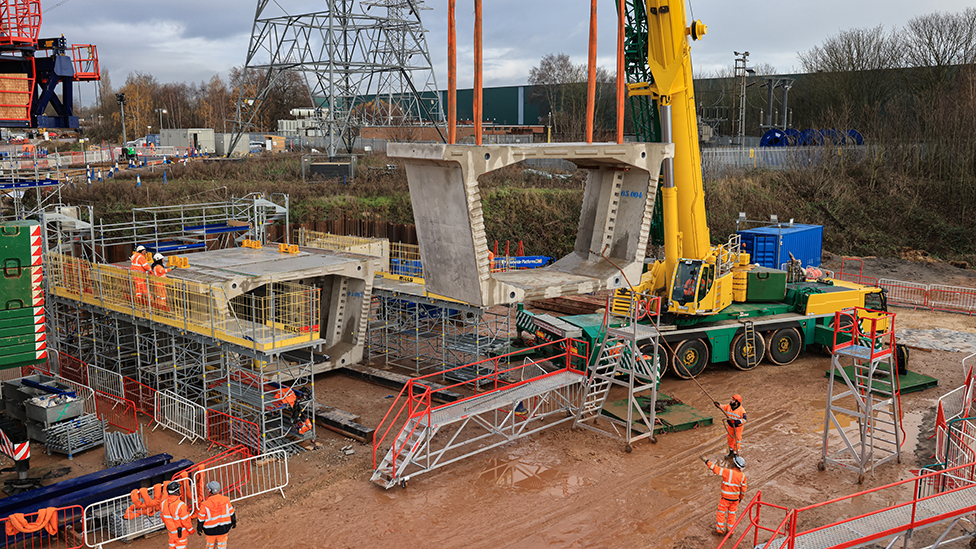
[715,394,747,458]
[150,253,171,311]
[197,481,236,549]
[160,482,194,549]
[130,245,150,302]
[701,454,747,536]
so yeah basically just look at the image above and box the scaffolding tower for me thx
[230,0,444,158]
[821,307,902,483]
[573,292,663,452]
[42,195,321,454]
[366,290,511,378]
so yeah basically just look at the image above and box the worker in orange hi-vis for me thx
[160,482,194,549]
[130,245,150,303]
[714,394,747,458]
[196,481,236,549]
[150,253,171,311]
[701,454,747,536]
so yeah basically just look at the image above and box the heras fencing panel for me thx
[82,476,194,548]
[0,504,84,549]
[86,365,123,399]
[878,278,929,308]
[928,284,976,315]
[206,409,260,457]
[122,376,156,420]
[93,390,138,434]
[154,390,206,443]
[192,449,288,504]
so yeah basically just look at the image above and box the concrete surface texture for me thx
[388,142,673,307]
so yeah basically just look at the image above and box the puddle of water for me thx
[478,457,594,494]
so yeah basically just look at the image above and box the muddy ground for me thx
[3,254,974,548]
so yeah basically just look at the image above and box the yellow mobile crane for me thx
[517,1,890,379]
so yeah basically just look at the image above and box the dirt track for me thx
[99,310,964,549]
[2,308,971,548]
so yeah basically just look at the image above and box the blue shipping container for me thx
[737,224,823,269]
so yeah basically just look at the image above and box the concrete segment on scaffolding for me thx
[162,246,382,372]
[388,142,673,307]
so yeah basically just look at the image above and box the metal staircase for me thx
[821,308,902,484]
[574,292,663,452]
[372,338,588,489]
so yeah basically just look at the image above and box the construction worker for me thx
[150,253,171,311]
[700,454,747,536]
[196,481,236,549]
[160,481,194,549]
[714,394,746,458]
[130,245,150,303]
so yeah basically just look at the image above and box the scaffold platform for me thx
[601,393,713,435]
[827,365,938,394]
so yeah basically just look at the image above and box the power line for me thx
[45,0,73,13]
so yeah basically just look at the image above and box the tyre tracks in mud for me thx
[455,410,805,549]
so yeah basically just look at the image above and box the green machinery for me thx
[0,220,47,370]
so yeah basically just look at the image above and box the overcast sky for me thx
[46,0,974,103]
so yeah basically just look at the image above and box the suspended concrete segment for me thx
[388,142,673,307]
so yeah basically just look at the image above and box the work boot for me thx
[713,529,726,536]
[726,450,736,459]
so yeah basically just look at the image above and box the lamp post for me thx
[116,93,127,144]
[155,108,167,130]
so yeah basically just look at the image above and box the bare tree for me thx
[798,25,903,127]
[528,52,615,141]
[903,9,976,93]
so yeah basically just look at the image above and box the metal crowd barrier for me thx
[82,476,193,548]
[0,504,84,549]
[192,449,289,503]
[154,390,207,444]
[87,365,124,399]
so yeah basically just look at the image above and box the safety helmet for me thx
[206,481,221,493]
[135,245,146,253]
[731,394,742,404]
[167,481,181,495]
[153,253,164,261]
[732,455,746,469]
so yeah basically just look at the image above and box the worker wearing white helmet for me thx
[130,245,150,301]
[700,454,747,536]
[150,253,172,311]
[196,480,237,549]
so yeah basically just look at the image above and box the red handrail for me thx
[789,461,976,548]
[372,337,588,474]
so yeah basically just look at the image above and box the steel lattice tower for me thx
[230,0,444,157]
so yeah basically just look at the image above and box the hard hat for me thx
[206,481,221,493]
[732,455,746,469]
[167,481,181,495]
[731,394,742,403]
[153,253,164,261]
[135,245,146,253]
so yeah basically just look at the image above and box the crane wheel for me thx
[671,339,709,379]
[765,328,802,366]
[730,332,766,370]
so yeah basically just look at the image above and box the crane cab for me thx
[668,258,734,315]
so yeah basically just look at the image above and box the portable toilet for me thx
[737,223,823,269]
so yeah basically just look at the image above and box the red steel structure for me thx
[0,0,99,128]
[719,460,976,548]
